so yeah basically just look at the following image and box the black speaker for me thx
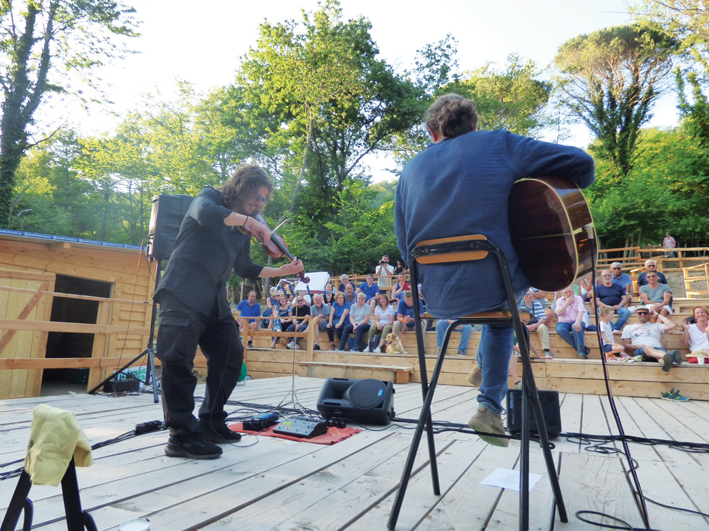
[316,378,395,426]
[147,194,194,261]
[506,389,562,437]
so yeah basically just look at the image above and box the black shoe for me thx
[201,422,242,444]
[165,433,222,459]
[584,347,591,356]
[662,353,673,373]
[671,350,683,365]
[247,341,253,348]
[313,345,321,351]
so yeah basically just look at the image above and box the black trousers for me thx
[155,291,243,437]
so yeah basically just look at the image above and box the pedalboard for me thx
[273,416,328,439]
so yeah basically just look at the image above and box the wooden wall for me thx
[0,237,155,398]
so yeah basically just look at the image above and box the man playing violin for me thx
[395,94,594,446]
[155,164,304,459]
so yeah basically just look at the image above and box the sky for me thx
[65,0,679,181]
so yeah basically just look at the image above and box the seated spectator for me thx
[393,290,424,338]
[595,269,631,330]
[358,273,380,304]
[375,255,395,288]
[394,260,405,275]
[391,273,410,303]
[344,282,357,305]
[286,295,310,349]
[338,292,371,352]
[639,271,673,320]
[509,306,542,388]
[555,286,590,359]
[366,294,396,353]
[267,287,279,311]
[521,290,552,359]
[621,308,680,371]
[308,294,331,351]
[436,320,472,356]
[599,306,628,360]
[579,277,593,302]
[338,274,352,293]
[637,260,668,287]
[270,294,293,348]
[681,306,709,362]
[235,290,262,348]
[327,292,351,350]
[260,306,272,330]
[609,262,632,295]
[323,282,336,305]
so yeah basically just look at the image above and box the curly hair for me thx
[425,94,478,139]
[219,164,273,212]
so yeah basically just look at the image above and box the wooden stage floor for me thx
[1,377,708,530]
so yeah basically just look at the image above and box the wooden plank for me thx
[0,285,151,305]
[0,319,148,335]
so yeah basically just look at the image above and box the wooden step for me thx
[298,361,413,384]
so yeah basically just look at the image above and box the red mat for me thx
[229,422,362,445]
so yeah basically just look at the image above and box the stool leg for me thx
[1,470,32,531]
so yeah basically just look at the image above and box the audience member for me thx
[621,308,680,372]
[327,292,351,350]
[393,290,424,337]
[609,262,632,295]
[338,274,352,293]
[599,306,628,360]
[267,286,279,310]
[392,273,410,302]
[595,269,631,330]
[366,294,396,353]
[394,260,405,275]
[555,286,590,359]
[323,282,336,305]
[338,292,371,352]
[639,271,673,320]
[508,306,541,388]
[375,254,395,288]
[436,320,472,356]
[521,290,552,359]
[270,294,293,348]
[663,232,677,258]
[358,273,380,303]
[344,282,357,305]
[308,294,331,351]
[235,290,261,348]
[681,306,709,362]
[637,260,668,287]
[286,295,310,349]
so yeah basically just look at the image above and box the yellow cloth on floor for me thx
[23,404,93,486]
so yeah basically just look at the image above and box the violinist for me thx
[155,164,303,460]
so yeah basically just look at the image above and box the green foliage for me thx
[554,25,679,177]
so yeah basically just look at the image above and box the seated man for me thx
[609,262,632,295]
[681,306,709,363]
[339,292,372,352]
[621,308,680,372]
[637,260,668,287]
[555,286,590,359]
[521,290,552,359]
[344,282,357,305]
[392,290,424,338]
[286,295,310,349]
[235,291,262,348]
[358,273,380,304]
[308,294,331,351]
[595,269,631,330]
[436,319,473,356]
[639,271,673,320]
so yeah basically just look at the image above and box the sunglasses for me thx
[636,311,649,315]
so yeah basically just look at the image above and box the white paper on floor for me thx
[480,468,542,492]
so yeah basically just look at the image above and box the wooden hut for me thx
[0,229,156,399]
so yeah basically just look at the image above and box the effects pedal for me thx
[242,412,279,431]
[273,416,328,439]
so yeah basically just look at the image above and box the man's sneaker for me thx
[579,354,588,360]
[287,341,296,349]
[247,341,253,348]
[671,350,683,365]
[165,433,222,459]
[334,347,343,352]
[363,346,371,353]
[544,350,553,360]
[468,406,509,447]
[200,422,242,444]
[457,351,467,356]
[662,389,689,402]
[313,345,321,351]
[466,365,482,387]
[662,353,673,373]
[514,381,523,389]
[585,347,591,356]
[373,346,381,353]
[633,355,644,362]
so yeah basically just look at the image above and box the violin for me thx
[241,213,310,284]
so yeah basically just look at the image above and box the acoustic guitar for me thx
[508,177,597,291]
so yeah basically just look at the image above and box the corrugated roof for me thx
[0,228,143,253]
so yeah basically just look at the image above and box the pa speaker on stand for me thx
[147,194,194,262]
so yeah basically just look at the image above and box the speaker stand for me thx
[276,337,308,413]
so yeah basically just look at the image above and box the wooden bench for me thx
[298,361,413,384]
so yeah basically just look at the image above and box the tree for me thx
[0,0,138,225]
[554,25,678,177]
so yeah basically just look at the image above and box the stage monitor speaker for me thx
[316,377,395,426]
[147,194,194,261]
[506,389,562,437]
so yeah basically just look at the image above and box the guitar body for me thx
[509,177,596,291]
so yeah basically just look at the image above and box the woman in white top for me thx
[365,294,396,353]
[681,306,709,364]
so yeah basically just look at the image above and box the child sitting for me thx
[600,306,629,361]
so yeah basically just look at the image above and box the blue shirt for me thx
[396,299,425,328]
[358,282,380,302]
[236,300,261,324]
[395,130,595,319]
[331,301,351,323]
[610,273,632,292]
[595,283,626,306]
